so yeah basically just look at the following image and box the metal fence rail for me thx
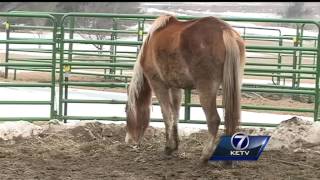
[1,12,320,126]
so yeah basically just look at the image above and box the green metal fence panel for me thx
[1,12,320,126]
[0,12,58,120]
[57,12,320,126]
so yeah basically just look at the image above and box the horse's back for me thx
[179,17,231,81]
[143,16,235,89]
[143,17,195,88]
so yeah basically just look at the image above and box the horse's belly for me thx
[161,67,194,89]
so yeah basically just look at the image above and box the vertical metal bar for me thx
[291,25,300,101]
[106,24,113,80]
[4,22,10,79]
[137,19,144,42]
[67,17,74,63]
[292,25,300,89]
[64,17,75,119]
[184,89,191,121]
[137,19,144,53]
[51,17,57,119]
[314,25,320,121]
[112,18,118,77]
[108,18,115,78]
[314,39,317,76]
[277,32,282,85]
[297,24,305,88]
[59,18,65,122]
[108,18,118,78]
[136,19,142,61]
[13,69,16,80]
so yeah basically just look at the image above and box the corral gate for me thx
[1,12,320,127]
[0,12,57,121]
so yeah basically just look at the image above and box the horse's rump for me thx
[143,16,242,89]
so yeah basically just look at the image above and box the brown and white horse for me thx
[125,15,246,163]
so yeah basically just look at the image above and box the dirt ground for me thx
[0,53,319,179]
[0,121,319,180]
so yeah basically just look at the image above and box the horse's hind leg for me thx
[197,81,221,163]
[150,81,180,155]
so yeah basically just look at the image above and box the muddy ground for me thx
[0,53,319,179]
[0,122,319,180]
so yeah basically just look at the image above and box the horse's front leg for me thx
[150,82,179,155]
[169,88,182,152]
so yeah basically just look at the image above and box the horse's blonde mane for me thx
[126,15,175,142]
[148,14,174,37]
[127,14,174,117]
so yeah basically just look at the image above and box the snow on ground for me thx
[243,79,316,88]
[266,117,320,151]
[0,32,138,57]
[0,85,313,125]
[0,121,43,140]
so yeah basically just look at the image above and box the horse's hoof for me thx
[197,157,214,167]
[199,160,209,167]
[125,133,134,144]
[161,151,173,160]
[164,146,175,155]
[164,146,178,155]
[199,156,210,167]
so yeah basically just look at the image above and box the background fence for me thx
[1,12,320,127]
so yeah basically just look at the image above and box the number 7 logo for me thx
[231,133,250,150]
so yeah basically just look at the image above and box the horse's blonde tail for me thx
[125,37,152,143]
[222,29,243,135]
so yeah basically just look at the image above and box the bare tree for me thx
[77,21,109,54]
[74,2,141,53]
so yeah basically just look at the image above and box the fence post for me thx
[109,18,118,78]
[51,17,58,119]
[297,24,305,88]
[291,25,301,101]
[58,19,65,122]
[184,89,191,121]
[4,21,10,79]
[277,31,282,85]
[314,25,320,121]
[292,24,300,89]
[63,17,75,119]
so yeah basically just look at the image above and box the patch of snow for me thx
[266,117,320,150]
[0,85,314,128]
[0,121,43,140]
[142,8,189,16]
[179,9,282,19]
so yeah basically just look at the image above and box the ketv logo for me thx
[210,132,270,161]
